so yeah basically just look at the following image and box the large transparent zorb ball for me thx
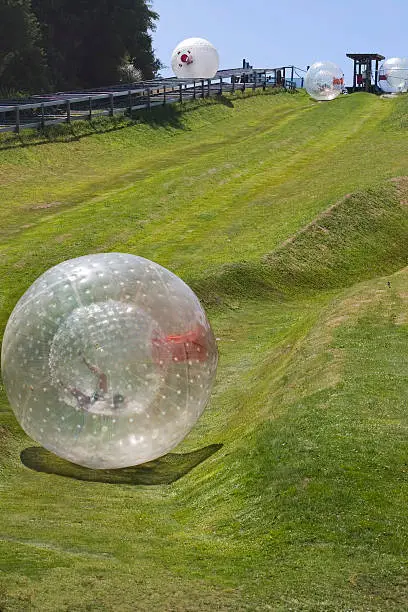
[1,253,218,469]
[305,61,344,101]
[171,37,219,79]
[379,57,408,93]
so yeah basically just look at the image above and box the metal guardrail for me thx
[0,73,297,134]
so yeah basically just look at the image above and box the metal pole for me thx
[66,99,71,123]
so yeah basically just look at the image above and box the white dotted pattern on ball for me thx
[305,61,344,102]
[1,253,218,469]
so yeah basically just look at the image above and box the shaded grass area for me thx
[1,91,408,610]
[20,444,223,485]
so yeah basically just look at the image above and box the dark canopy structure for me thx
[346,53,385,92]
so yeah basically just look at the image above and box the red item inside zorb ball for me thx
[180,54,189,63]
[152,327,209,365]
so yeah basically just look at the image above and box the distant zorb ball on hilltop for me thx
[379,57,408,93]
[305,61,344,101]
[171,37,219,79]
[1,253,218,469]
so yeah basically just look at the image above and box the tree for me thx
[31,0,161,90]
[0,0,49,94]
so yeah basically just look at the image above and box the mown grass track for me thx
[1,89,408,610]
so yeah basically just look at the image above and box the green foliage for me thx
[31,0,161,90]
[0,0,49,92]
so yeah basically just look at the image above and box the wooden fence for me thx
[0,74,296,135]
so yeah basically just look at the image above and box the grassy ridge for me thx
[186,181,408,304]
[1,90,408,610]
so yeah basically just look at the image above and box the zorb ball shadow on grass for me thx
[1,253,218,469]
[171,37,219,80]
[379,57,408,93]
[305,61,344,101]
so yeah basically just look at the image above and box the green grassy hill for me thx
[1,89,408,611]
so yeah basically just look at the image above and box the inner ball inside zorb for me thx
[49,301,164,417]
[1,253,218,469]
[305,61,344,101]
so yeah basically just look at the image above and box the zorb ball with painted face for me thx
[1,253,218,469]
[379,57,408,93]
[305,61,344,101]
[171,37,219,79]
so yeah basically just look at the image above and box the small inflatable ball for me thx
[171,37,219,79]
[305,61,344,101]
[379,57,408,93]
[1,253,218,469]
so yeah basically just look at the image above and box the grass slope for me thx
[1,90,408,610]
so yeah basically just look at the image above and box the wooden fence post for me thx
[219,78,223,95]
[15,106,20,134]
[232,77,235,93]
[128,90,132,114]
[193,81,196,99]
[109,94,114,117]
[41,103,45,130]
[88,97,92,120]
[147,88,151,110]
[163,85,167,106]
[201,80,205,98]
[253,77,256,92]
[207,80,211,97]
[179,83,183,103]
[66,99,71,123]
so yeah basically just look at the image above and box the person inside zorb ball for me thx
[1,253,218,470]
[171,37,219,80]
[305,61,344,101]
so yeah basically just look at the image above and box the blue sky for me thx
[151,0,408,84]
